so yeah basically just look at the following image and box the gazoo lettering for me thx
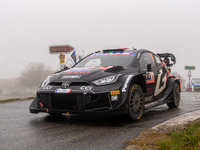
[122,75,133,92]
[154,69,167,96]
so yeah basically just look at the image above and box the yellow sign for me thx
[59,54,65,59]
[111,90,120,95]
[60,59,65,64]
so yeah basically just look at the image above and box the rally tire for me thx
[167,82,180,108]
[128,84,144,121]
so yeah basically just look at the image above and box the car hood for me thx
[50,66,125,82]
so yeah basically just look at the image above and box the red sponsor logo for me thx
[39,102,43,107]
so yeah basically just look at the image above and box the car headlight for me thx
[40,76,51,88]
[92,74,120,86]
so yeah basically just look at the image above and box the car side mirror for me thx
[147,63,151,72]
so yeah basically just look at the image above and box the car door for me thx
[153,54,168,100]
[139,52,157,103]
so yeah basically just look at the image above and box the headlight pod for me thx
[92,74,121,86]
[40,76,51,88]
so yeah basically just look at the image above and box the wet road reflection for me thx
[0,92,200,150]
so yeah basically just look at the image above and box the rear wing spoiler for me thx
[157,53,176,67]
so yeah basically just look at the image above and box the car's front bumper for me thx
[29,83,128,115]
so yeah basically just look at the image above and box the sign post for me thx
[59,54,65,69]
[185,66,195,91]
[49,45,74,70]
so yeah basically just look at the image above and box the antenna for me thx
[132,46,137,50]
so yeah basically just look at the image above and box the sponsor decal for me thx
[62,67,114,76]
[61,75,81,79]
[122,75,133,92]
[62,68,91,75]
[111,95,118,101]
[154,69,167,96]
[39,102,43,107]
[80,86,92,90]
[42,86,52,90]
[96,66,113,70]
[88,52,136,58]
[145,96,153,102]
[110,90,120,95]
[55,89,71,93]
[146,72,155,84]
[147,88,153,95]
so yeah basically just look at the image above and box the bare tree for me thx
[18,62,53,91]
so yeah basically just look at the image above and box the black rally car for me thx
[29,48,181,121]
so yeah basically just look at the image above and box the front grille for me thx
[51,94,77,110]
[38,94,77,110]
[38,93,111,111]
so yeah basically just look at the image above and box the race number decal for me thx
[146,72,155,84]
[154,69,167,96]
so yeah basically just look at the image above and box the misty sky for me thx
[1,0,200,84]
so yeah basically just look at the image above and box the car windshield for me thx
[74,52,136,68]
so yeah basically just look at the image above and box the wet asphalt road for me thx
[0,92,200,150]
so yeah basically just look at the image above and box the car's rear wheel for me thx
[167,82,180,108]
[128,84,144,121]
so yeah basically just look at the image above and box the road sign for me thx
[49,45,74,54]
[60,59,65,64]
[185,66,195,70]
[59,54,65,59]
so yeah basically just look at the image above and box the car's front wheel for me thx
[128,84,144,121]
[167,82,180,108]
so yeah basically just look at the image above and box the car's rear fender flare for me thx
[160,78,180,103]
[167,78,181,95]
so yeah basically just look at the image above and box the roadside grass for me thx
[126,118,200,150]
[0,97,34,103]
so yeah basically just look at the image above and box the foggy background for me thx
[0,0,200,99]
